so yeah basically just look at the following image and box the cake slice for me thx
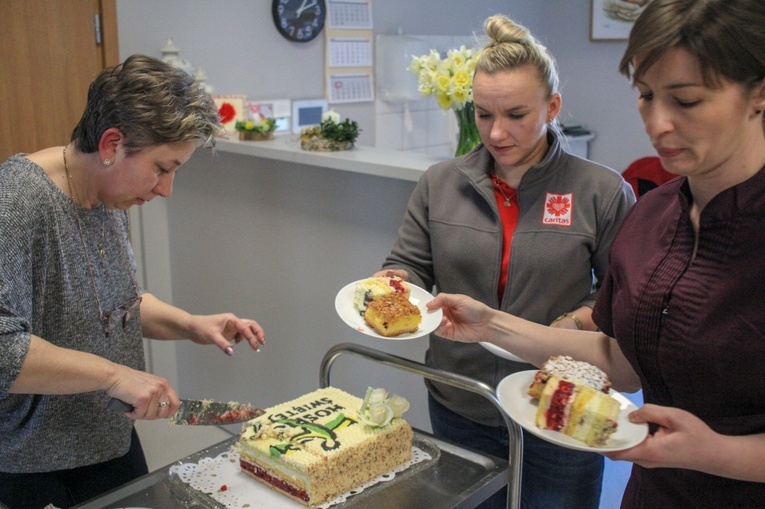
[535,376,620,447]
[363,292,422,337]
[527,355,611,399]
[352,276,410,314]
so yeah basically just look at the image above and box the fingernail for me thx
[224,346,234,356]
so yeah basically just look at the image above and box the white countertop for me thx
[215,135,444,182]
[215,132,596,182]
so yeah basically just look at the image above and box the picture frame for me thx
[212,94,246,135]
[590,0,652,41]
[291,98,328,135]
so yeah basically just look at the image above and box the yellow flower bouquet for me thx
[408,45,477,110]
[409,45,481,155]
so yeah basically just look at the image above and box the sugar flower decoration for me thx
[357,387,410,428]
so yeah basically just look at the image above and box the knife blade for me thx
[106,397,265,425]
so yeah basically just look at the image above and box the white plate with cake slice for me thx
[335,280,442,340]
[497,370,649,453]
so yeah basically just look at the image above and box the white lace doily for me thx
[169,444,433,508]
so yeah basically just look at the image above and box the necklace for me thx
[490,174,517,207]
[63,146,140,336]
[62,147,107,257]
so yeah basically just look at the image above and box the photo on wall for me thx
[590,0,653,41]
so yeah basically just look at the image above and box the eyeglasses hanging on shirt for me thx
[64,146,142,337]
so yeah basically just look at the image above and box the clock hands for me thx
[295,0,318,18]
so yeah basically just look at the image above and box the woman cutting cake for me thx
[0,55,266,508]
[428,0,765,506]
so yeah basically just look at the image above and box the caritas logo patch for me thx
[542,193,573,226]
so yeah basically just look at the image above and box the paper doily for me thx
[169,440,435,509]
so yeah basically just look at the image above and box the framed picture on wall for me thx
[590,0,653,41]
[212,94,246,135]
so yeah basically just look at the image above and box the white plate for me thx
[480,341,526,363]
[497,370,648,452]
[335,280,442,340]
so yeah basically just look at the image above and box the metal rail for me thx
[320,342,522,509]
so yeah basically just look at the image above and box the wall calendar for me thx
[324,0,374,103]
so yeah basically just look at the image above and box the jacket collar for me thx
[454,129,567,189]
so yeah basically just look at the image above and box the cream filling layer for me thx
[237,445,310,488]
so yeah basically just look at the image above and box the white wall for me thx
[116,0,652,169]
[544,1,653,171]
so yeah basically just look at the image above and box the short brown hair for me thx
[71,54,222,153]
[620,0,765,92]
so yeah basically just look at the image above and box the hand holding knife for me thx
[107,397,264,425]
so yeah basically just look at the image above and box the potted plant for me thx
[235,115,277,141]
[300,110,360,151]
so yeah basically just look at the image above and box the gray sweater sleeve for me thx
[0,162,39,394]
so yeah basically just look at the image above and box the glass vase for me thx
[454,101,481,157]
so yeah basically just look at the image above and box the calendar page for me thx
[328,73,374,103]
[329,37,372,67]
[328,0,373,29]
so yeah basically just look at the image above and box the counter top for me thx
[215,132,595,183]
[215,135,444,182]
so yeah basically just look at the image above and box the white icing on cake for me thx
[352,276,410,314]
[237,387,412,506]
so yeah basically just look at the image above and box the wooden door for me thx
[0,0,119,160]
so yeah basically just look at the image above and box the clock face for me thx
[272,0,327,43]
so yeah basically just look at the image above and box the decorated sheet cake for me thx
[237,387,413,507]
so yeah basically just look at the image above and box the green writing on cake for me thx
[268,413,357,457]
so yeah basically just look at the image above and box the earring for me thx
[104,159,111,166]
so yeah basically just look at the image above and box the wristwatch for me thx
[554,312,583,330]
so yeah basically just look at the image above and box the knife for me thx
[106,397,265,425]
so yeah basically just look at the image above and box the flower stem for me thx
[455,102,481,156]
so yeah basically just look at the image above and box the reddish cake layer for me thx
[240,458,310,503]
[544,379,575,431]
[535,376,621,446]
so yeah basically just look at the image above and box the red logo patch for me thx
[542,193,573,226]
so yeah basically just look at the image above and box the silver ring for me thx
[158,401,170,408]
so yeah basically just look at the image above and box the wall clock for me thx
[272,0,327,43]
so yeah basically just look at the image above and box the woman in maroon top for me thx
[425,0,765,507]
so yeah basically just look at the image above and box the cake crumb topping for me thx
[541,356,610,390]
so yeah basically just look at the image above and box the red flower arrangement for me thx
[218,102,236,124]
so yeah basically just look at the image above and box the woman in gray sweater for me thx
[0,55,265,508]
